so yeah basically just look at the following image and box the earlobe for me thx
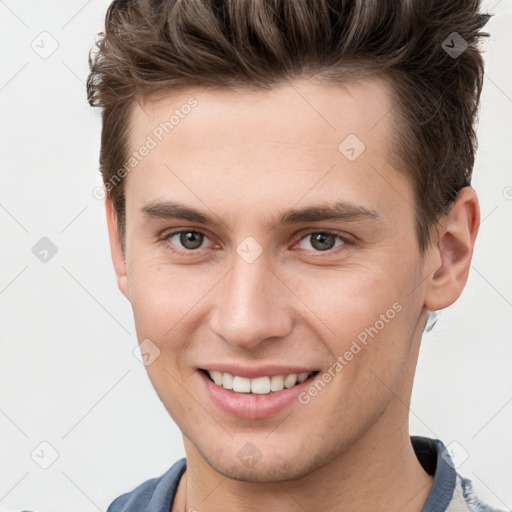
[104,197,129,299]
[424,187,480,312]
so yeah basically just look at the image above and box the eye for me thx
[295,231,347,253]
[164,229,213,253]
[161,228,351,257]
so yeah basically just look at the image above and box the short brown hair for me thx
[87,0,490,254]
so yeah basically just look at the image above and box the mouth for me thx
[198,367,322,419]
[199,368,321,395]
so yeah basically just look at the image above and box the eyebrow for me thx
[140,200,383,230]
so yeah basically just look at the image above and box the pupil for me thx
[311,233,335,251]
[180,231,203,249]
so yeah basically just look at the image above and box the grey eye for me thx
[298,232,344,252]
[172,231,205,250]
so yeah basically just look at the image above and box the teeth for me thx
[270,375,284,392]
[210,370,223,386]
[233,376,251,393]
[222,372,233,390]
[284,374,297,388]
[251,376,270,394]
[297,372,309,383]
[207,370,312,394]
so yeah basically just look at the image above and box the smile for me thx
[203,369,319,395]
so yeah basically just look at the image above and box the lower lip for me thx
[198,370,319,419]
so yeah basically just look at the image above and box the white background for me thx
[0,1,511,510]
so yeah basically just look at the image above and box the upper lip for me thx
[199,363,319,379]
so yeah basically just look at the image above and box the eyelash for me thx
[160,228,352,257]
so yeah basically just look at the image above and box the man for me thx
[87,0,503,510]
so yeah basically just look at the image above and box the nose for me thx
[209,246,294,351]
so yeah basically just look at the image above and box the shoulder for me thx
[107,458,187,512]
[410,436,506,512]
[452,474,509,512]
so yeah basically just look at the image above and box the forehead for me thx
[124,77,412,227]
[128,77,396,155]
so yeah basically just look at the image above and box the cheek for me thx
[127,263,205,419]
[293,266,401,333]
[291,264,416,374]
[127,258,213,338]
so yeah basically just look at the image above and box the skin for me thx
[105,77,479,512]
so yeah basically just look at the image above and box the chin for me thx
[198,440,333,484]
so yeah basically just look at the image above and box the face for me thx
[113,78,434,482]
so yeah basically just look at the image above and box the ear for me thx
[424,187,480,311]
[104,197,129,299]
